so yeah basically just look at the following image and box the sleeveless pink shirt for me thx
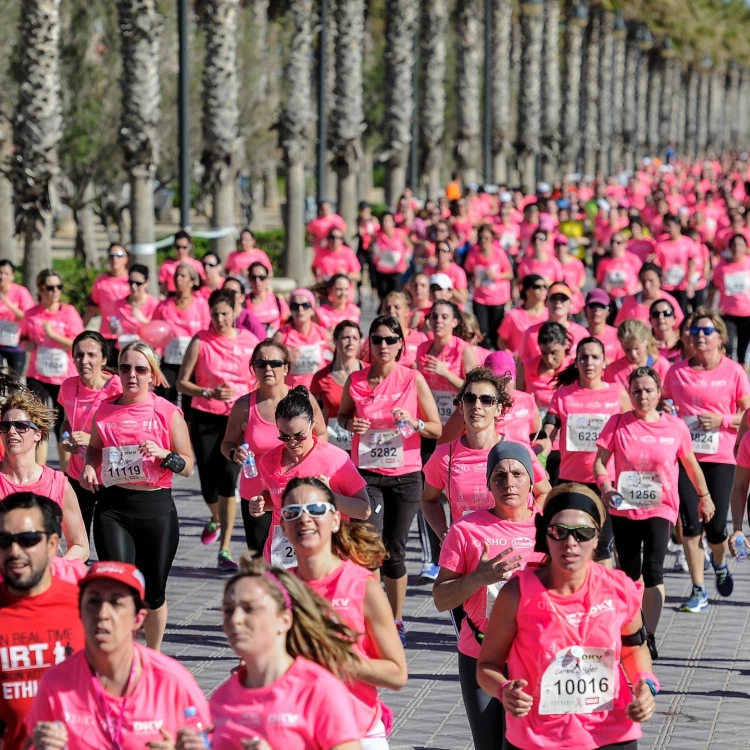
[0,465,68,506]
[239,391,281,500]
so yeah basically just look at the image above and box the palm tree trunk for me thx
[454,0,481,183]
[73,182,98,268]
[12,0,63,287]
[610,24,626,169]
[622,30,638,169]
[708,69,725,154]
[581,9,600,176]
[517,1,544,190]
[673,66,686,154]
[727,64,740,151]
[739,70,750,148]
[596,10,613,174]
[659,53,677,153]
[199,0,240,262]
[685,65,699,159]
[0,120,15,263]
[281,0,313,282]
[540,0,561,181]
[358,146,374,202]
[384,0,417,207]
[331,0,365,245]
[491,0,512,184]
[696,66,711,158]
[635,41,650,163]
[646,50,662,157]
[560,3,585,176]
[509,11,522,184]
[420,0,448,197]
[118,0,163,294]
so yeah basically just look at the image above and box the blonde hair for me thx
[1,390,56,442]
[617,318,658,355]
[118,341,169,388]
[545,482,606,528]
[461,311,482,343]
[174,262,200,289]
[691,306,728,350]
[226,556,360,680]
[380,291,409,314]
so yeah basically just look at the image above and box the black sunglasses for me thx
[290,302,312,311]
[330,234,344,241]
[587,303,608,311]
[370,335,400,346]
[249,274,268,282]
[461,393,498,407]
[0,531,48,550]
[531,284,547,291]
[0,420,40,434]
[175,243,190,250]
[108,251,127,259]
[44,284,62,292]
[203,260,220,268]
[128,279,146,287]
[253,359,286,369]
[650,308,674,318]
[546,524,598,543]
[118,363,150,375]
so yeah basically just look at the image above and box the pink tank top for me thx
[505,565,643,750]
[302,560,383,734]
[279,323,330,388]
[349,365,422,476]
[0,465,67,506]
[94,392,181,489]
[416,336,468,425]
[153,296,210,339]
[239,391,281,499]
[191,329,259,416]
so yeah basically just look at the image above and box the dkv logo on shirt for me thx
[564,599,615,626]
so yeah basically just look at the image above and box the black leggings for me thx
[26,378,65,441]
[678,461,735,545]
[374,271,402,301]
[611,515,671,587]
[361,469,422,579]
[458,651,504,750]
[93,486,179,609]
[669,288,689,316]
[723,314,750,365]
[240,502,273,556]
[68,476,97,540]
[157,362,192,423]
[473,302,505,352]
[189,410,241,505]
[0,348,26,378]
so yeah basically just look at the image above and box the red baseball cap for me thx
[79,561,146,600]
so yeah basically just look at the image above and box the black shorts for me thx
[189,409,241,503]
[611,514,671,587]
[678,461,734,545]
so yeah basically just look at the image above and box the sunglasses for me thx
[253,359,286,369]
[278,428,311,443]
[461,393,498,407]
[280,502,336,522]
[175,243,190,250]
[108,252,127,259]
[587,303,608,311]
[438,246,453,253]
[330,235,344,241]
[546,524,598,543]
[203,260,220,268]
[533,235,547,242]
[290,302,312,312]
[249,274,268,282]
[0,420,40,434]
[650,308,674,318]
[0,530,48,550]
[44,284,62,292]
[612,239,625,245]
[370,335,400,346]
[549,294,570,303]
[531,284,547,291]
[690,326,717,337]
[128,279,145,287]
[118,363,150,375]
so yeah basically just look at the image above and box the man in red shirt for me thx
[0,493,84,750]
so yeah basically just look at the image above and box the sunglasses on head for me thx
[249,274,268,282]
[280,502,336,522]
[108,251,127,259]
[44,284,62,292]
[461,393,498,407]
[128,279,145,287]
[0,530,48,550]
[546,524,598,543]
[203,260,220,268]
[290,302,312,311]
[253,359,286,369]
[534,235,547,242]
[650,308,674,318]
[690,326,717,337]
[370,334,400,346]
[118,363,150,375]
[0,420,40,434]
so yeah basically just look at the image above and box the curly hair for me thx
[455,366,513,417]
[1,390,56,442]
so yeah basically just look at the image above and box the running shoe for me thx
[646,633,658,661]
[712,556,734,597]
[680,584,708,612]
[419,563,440,583]
[673,548,689,572]
[218,550,239,572]
[201,520,220,545]
[395,619,406,646]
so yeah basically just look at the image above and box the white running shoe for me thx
[674,548,689,572]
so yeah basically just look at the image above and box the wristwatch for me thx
[417,419,425,432]
[202,388,210,399]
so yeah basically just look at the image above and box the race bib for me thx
[606,270,627,288]
[724,271,750,296]
[434,391,456,425]
[0,320,19,347]
[164,336,191,365]
[270,525,297,569]
[683,415,719,455]
[327,417,352,451]
[500,233,516,250]
[378,250,400,271]
[475,267,496,289]
[117,333,139,348]
[616,471,662,510]
[539,646,615,715]
[102,445,145,487]
[663,265,686,286]
[35,347,69,378]
[358,429,404,470]
[290,344,321,376]
[565,414,609,453]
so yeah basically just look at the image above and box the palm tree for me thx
[331,0,365,242]
[540,0,561,181]
[596,10,613,174]
[420,0,448,197]
[635,27,652,164]
[685,63,699,159]
[646,48,662,157]
[0,118,14,262]
[118,0,163,291]
[658,40,678,154]
[581,8,600,176]
[708,67,725,154]
[696,57,711,158]
[281,0,313,282]
[739,68,749,148]
[454,0,481,183]
[491,0,513,183]
[198,0,240,262]
[622,26,639,169]
[560,1,587,175]
[11,0,63,287]
[383,0,417,206]
[610,13,627,169]
[517,0,544,190]
[673,64,686,153]
[727,62,740,151]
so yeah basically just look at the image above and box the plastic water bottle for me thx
[395,420,415,438]
[183,706,210,747]
[608,491,625,508]
[736,533,748,562]
[240,443,257,479]
[109,315,121,333]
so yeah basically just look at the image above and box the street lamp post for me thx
[178,0,190,229]
[317,0,328,206]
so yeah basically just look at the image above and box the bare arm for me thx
[421,482,449,540]
[415,372,442,439]
[175,337,205,398]
[476,578,520,693]
[60,481,90,561]
[331,485,371,520]
[221,395,250,461]
[730,465,750,543]
[436,408,465,446]
[167,411,195,477]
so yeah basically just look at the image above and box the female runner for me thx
[80,342,194,650]
[615,263,684,329]
[110,263,159,353]
[222,340,326,556]
[497,274,548,353]
[649,299,681,362]
[363,292,427,368]
[604,320,670,389]
[197,252,225,299]
[371,212,412,300]
[0,259,34,375]
[407,272,432,331]
[177,288,260,571]
[224,227,273,277]
[283,477,408,749]
[247,261,289,336]
[478,485,658,750]
[315,274,362,329]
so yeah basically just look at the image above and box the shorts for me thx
[189,409,241,503]
[611,515,671,587]
[678,461,734,545]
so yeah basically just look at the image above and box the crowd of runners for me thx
[1,154,750,749]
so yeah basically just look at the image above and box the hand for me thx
[348,416,371,435]
[501,679,534,717]
[601,488,620,508]
[626,678,656,723]
[485,266,497,281]
[698,495,715,523]
[32,721,69,750]
[108,317,121,334]
[532,438,551,457]
[71,431,91,448]
[139,440,169,461]
[42,321,55,340]
[241,738,273,750]
[697,412,722,430]
[391,408,414,427]
[423,355,448,378]
[248,495,265,516]
[213,384,235,402]
[233,445,249,465]
[729,530,746,557]
[316,474,331,488]
[473,542,523,588]
[80,465,100,492]
[660,400,678,415]
[147,727,176,749]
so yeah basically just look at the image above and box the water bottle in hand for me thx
[240,443,257,479]
[184,706,210,748]
[736,533,747,562]
[393,410,415,438]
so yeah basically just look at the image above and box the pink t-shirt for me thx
[90,274,131,339]
[436,262,468,292]
[519,320,588,362]
[548,383,625,483]
[603,355,670,390]
[597,411,692,523]
[463,246,512,306]
[662,356,750,465]
[111,296,160,349]
[239,391,281,500]
[496,390,538,444]
[209,658,361,750]
[439,508,545,658]
[94,392,182,489]
[493,221,521,255]
[712,257,750,317]
[249,293,289,336]
[498,307,549,353]
[349,364,422,476]
[158,257,206,292]
[614,291,685,329]
[626,236,657,263]
[373,230,410,275]
[279,322,330,388]
[505,565,643,750]
[516,256,564,285]
[21,304,84,384]
[311,246,361,281]
[153,297,211,340]
[191,329,259,416]
[58,374,123,481]
[559,257,586,314]
[307,215,347,252]
[416,337,469,424]
[315,302,361,330]
[595,255,641,298]
[0,284,34,349]
[655,236,697,291]
[590,325,623,364]
[0,465,68,507]
[224,248,273,275]
[25,644,210,750]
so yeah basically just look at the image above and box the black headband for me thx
[543,492,602,526]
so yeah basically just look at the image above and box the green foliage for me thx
[369,202,388,219]
[52,257,103,313]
